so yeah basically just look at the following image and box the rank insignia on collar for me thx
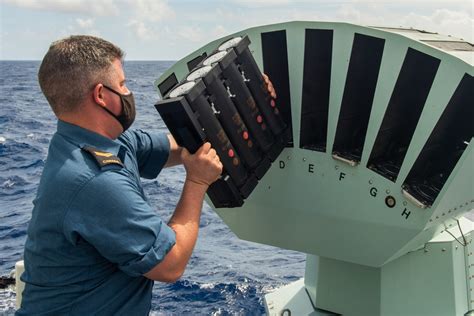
[82,146,124,168]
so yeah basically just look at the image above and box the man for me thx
[16,35,223,315]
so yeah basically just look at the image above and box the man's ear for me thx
[93,83,106,107]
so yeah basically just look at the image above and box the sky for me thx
[0,0,472,60]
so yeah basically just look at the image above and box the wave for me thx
[151,278,269,315]
[0,288,16,316]
[0,140,42,157]
[1,176,29,190]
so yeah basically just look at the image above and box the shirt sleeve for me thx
[119,129,170,179]
[63,171,176,277]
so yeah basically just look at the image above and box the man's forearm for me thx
[169,179,207,242]
[144,180,207,282]
[164,134,183,167]
[145,142,221,283]
[168,180,207,259]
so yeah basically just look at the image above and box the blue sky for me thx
[0,0,472,60]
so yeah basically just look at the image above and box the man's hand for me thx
[263,73,277,99]
[181,142,223,187]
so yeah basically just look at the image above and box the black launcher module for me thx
[154,36,289,208]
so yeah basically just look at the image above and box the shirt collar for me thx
[56,120,122,156]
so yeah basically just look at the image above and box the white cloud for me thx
[127,0,175,22]
[230,0,470,9]
[211,25,229,38]
[337,4,361,23]
[319,3,473,42]
[229,0,304,7]
[123,0,173,42]
[401,9,473,42]
[177,26,205,43]
[76,18,94,29]
[1,0,472,60]
[3,0,119,16]
[264,3,472,42]
[60,18,99,37]
[127,20,155,40]
[232,0,290,4]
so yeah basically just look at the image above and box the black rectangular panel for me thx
[157,73,178,97]
[299,29,333,152]
[403,73,474,206]
[261,30,293,146]
[333,33,385,161]
[367,48,440,181]
[187,52,208,71]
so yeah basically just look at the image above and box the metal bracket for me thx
[332,154,359,167]
[402,188,428,209]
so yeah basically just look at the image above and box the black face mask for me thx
[102,85,136,132]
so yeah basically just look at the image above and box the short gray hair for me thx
[38,35,124,116]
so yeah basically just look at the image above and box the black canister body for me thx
[201,73,262,170]
[220,62,275,153]
[237,49,287,136]
[186,93,248,188]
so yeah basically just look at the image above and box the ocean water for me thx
[0,61,305,315]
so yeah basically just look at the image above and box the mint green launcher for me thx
[155,22,473,316]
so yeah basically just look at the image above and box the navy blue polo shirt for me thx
[17,120,176,315]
